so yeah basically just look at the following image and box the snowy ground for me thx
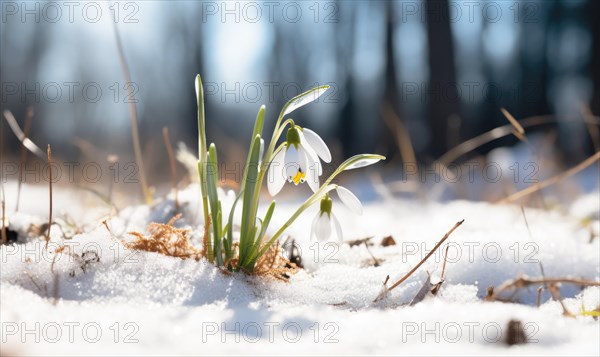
[1,181,599,356]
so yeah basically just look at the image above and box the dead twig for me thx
[440,245,450,280]
[45,145,53,249]
[431,245,451,296]
[374,220,464,302]
[499,152,600,204]
[162,127,179,209]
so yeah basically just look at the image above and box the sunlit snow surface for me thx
[1,182,599,356]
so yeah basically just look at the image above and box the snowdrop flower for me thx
[268,125,331,196]
[311,186,363,242]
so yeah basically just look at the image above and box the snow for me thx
[1,181,599,356]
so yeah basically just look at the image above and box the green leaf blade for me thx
[238,135,262,267]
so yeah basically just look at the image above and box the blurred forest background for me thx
[1,0,599,196]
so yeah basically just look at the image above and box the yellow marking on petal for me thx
[292,170,306,185]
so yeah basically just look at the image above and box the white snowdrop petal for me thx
[302,128,332,163]
[301,142,323,176]
[310,212,320,241]
[314,157,323,176]
[332,213,343,243]
[310,149,323,176]
[284,145,300,180]
[301,146,320,192]
[267,148,286,196]
[336,186,363,215]
[315,213,332,242]
[298,146,310,174]
[306,162,320,193]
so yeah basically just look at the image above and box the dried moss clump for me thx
[126,214,201,260]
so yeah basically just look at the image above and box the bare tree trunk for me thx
[424,0,459,157]
[381,0,403,161]
[591,0,600,114]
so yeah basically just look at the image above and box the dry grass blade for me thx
[45,145,53,249]
[2,110,45,159]
[126,214,201,260]
[490,276,600,301]
[374,220,464,302]
[436,115,600,166]
[581,105,600,153]
[111,20,150,204]
[499,152,600,204]
[440,245,450,280]
[16,107,33,212]
[501,107,525,136]
[381,102,418,167]
[162,127,179,209]
[430,245,451,296]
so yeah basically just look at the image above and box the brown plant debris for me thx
[505,319,528,345]
[381,235,396,246]
[346,236,374,247]
[249,243,299,281]
[126,214,201,260]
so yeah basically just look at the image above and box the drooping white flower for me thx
[311,194,342,242]
[267,125,330,196]
[311,187,363,242]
